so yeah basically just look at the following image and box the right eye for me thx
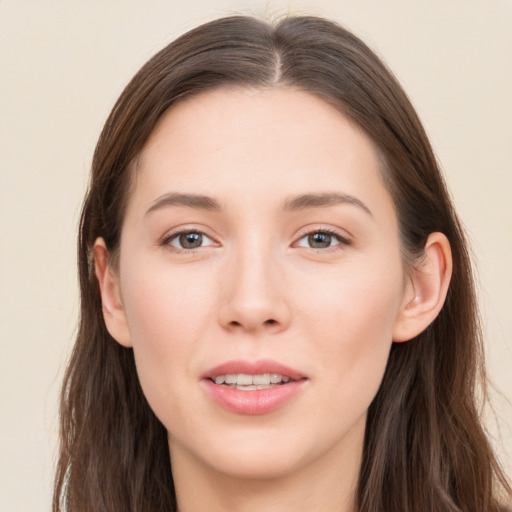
[165,230,216,251]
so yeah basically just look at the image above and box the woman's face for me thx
[109,87,413,480]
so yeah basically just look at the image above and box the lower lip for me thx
[202,379,306,415]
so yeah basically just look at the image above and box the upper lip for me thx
[201,359,306,381]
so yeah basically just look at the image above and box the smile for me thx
[213,373,291,390]
[202,360,307,414]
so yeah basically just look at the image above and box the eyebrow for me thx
[145,191,372,216]
[283,192,372,216]
[146,193,223,215]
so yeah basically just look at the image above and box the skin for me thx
[94,87,452,512]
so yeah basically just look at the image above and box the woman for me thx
[53,15,511,512]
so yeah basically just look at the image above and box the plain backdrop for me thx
[1,1,511,510]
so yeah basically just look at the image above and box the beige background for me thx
[1,1,510,510]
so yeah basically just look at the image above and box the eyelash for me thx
[161,228,351,254]
[161,229,215,253]
[295,228,351,252]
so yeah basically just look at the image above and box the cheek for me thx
[119,260,216,413]
[122,255,215,343]
[300,259,403,405]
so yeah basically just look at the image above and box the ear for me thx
[392,232,453,342]
[93,238,133,347]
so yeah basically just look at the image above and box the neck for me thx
[170,419,364,512]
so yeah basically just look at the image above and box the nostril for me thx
[226,318,279,329]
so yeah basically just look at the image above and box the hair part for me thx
[54,15,511,512]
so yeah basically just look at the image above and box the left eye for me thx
[167,231,215,250]
[296,231,345,249]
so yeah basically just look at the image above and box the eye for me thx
[165,230,216,251]
[296,229,349,250]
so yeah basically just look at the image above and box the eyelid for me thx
[293,226,352,251]
[161,226,219,253]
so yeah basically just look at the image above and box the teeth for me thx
[237,374,253,386]
[213,373,291,387]
[253,374,270,385]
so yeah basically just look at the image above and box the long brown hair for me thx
[54,15,511,511]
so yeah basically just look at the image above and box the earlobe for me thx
[392,232,453,343]
[93,238,133,347]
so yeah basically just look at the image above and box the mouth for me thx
[201,359,307,415]
[211,373,292,390]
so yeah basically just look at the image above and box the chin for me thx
[170,417,363,482]
[203,440,311,480]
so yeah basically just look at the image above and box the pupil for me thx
[180,232,202,248]
[309,232,331,248]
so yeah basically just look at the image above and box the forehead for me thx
[130,87,392,216]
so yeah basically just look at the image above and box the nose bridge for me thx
[218,230,289,333]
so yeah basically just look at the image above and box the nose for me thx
[218,244,291,334]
